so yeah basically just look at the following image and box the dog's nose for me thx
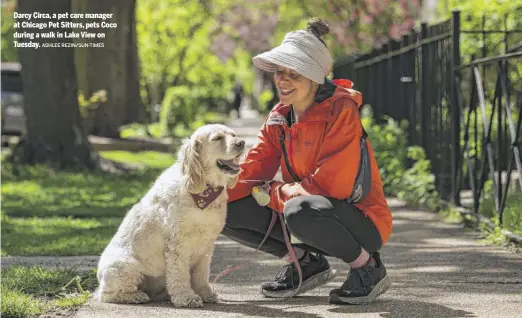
[235,140,245,149]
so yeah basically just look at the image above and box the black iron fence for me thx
[334,9,522,230]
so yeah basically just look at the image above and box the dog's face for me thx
[180,124,246,194]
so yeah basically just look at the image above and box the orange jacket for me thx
[227,79,393,245]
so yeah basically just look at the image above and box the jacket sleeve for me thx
[227,117,282,203]
[267,98,362,213]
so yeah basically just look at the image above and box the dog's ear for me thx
[227,174,239,189]
[180,137,206,194]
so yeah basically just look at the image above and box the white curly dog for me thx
[95,124,245,307]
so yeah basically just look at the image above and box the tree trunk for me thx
[77,0,131,138]
[124,0,147,125]
[11,0,98,170]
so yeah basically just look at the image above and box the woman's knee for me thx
[283,196,323,231]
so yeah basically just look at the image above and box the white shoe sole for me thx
[261,268,337,298]
[328,274,391,305]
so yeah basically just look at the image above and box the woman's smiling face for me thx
[274,66,315,106]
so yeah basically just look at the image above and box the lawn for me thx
[1,266,97,318]
[1,150,176,256]
[1,150,176,317]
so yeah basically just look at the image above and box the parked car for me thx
[1,62,25,136]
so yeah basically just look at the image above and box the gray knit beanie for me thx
[252,18,333,84]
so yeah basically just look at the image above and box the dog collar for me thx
[191,185,225,209]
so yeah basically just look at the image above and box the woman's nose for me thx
[275,72,288,82]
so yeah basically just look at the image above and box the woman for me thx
[224,18,392,305]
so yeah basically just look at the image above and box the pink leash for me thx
[212,180,303,298]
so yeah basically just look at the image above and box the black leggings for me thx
[222,195,382,263]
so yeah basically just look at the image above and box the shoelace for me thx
[274,263,294,283]
[345,267,373,294]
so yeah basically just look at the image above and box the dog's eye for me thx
[212,135,223,141]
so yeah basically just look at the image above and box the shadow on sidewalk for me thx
[130,296,474,318]
[327,299,475,317]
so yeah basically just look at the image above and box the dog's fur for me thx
[95,124,245,308]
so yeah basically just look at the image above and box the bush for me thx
[258,89,275,113]
[399,146,440,210]
[160,86,199,135]
[361,106,440,210]
[480,181,522,236]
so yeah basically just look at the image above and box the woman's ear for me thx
[180,137,206,194]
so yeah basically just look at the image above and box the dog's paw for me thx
[98,290,150,304]
[128,290,151,303]
[199,291,219,303]
[171,294,204,308]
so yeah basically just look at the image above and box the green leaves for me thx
[362,106,440,211]
[1,0,17,62]
[136,0,254,134]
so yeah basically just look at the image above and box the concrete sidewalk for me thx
[74,200,522,318]
[73,109,522,317]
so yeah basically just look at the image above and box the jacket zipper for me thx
[280,124,300,182]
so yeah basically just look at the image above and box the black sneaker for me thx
[329,252,391,305]
[261,252,336,298]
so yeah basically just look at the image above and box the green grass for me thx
[480,191,522,236]
[1,150,176,256]
[1,151,175,218]
[438,190,522,246]
[1,266,97,318]
[1,217,122,256]
[0,150,175,316]
[99,150,177,169]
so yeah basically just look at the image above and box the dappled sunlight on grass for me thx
[99,150,176,169]
[1,168,154,218]
[0,150,175,256]
[1,217,121,256]
[1,150,175,218]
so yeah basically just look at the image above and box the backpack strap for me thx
[279,126,300,182]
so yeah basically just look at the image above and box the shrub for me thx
[160,86,199,136]
[361,106,440,210]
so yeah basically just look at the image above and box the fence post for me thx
[420,23,429,151]
[401,34,413,145]
[387,41,393,118]
[451,10,461,205]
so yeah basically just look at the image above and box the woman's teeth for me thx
[280,88,294,96]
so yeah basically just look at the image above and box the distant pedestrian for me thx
[232,81,243,118]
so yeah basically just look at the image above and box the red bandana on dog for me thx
[191,185,225,209]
